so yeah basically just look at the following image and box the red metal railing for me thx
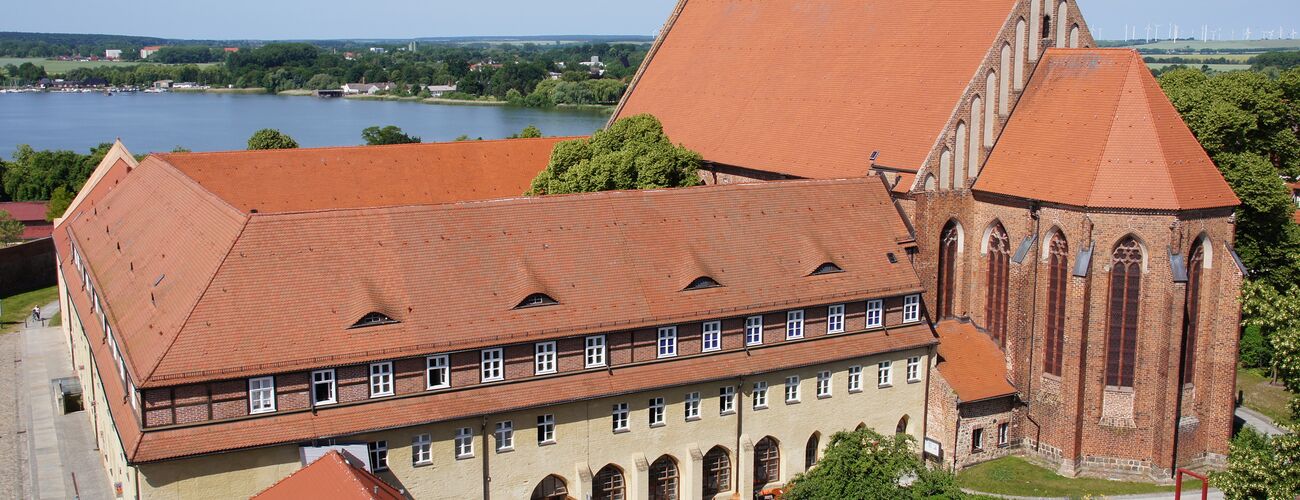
[1175,468,1208,500]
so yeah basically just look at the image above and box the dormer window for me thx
[684,276,722,291]
[516,293,558,309]
[350,312,398,329]
[811,262,843,276]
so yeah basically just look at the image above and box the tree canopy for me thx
[527,114,701,196]
[0,210,22,244]
[361,126,421,146]
[246,129,299,150]
[0,143,108,202]
[507,125,542,139]
[783,427,965,500]
[45,186,73,223]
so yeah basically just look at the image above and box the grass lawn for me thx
[0,285,60,334]
[1238,366,1295,427]
[957,457,1203,499]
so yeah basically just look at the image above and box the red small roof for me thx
[0,201,48,222]
[935,320,1016,403]
[975,49,1240,211]
[253,451,403,500]
[142,45,163,51]
[1293,210,1299,225]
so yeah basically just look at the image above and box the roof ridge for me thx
[1080,52,1131,207]
[608,0,691,126]
[1129,54,1180,208]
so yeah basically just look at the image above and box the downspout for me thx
[1023,201,1043,450]
[952,402,962,471]
[481,416,491,500]
[735,375,745,496]
[921,343,934,461]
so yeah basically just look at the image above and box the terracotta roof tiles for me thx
[252,451,403,500]
[934,320,1016,402]
[974,49,1239,211]
[0,201,48,222]
[615,0,1017,177]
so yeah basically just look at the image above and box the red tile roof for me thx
[253,451,403,500]
[0,201,48,222]
[614,0,1017,178]
[135,323,935,463]
[934,320,1016,403]
[157,137,573,213]
[974,49,1240,211]
[1293,210,1300,225]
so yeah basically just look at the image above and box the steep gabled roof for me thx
[614,0,1018,177]
[934,320,1016,402]
[158,137,573,213]
[252,451,403,500]
[974,49,1240,211]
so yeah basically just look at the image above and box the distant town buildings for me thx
[104,49,122,60]
[342,82,397,95]
[425,84,456,97]
[139,45,163,59]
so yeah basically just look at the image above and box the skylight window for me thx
[515,293,559,309]
[811,262,843,276]
[684,276,722,291]
[350,312,398,329]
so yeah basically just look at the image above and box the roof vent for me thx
[349,312,398,329]
[515,293,559,309]
[810,262,844,276]
[684,276,722,291]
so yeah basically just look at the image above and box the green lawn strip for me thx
[957,457,1202,498]
[1237,366,1295,426]
[0,285,60,334]
[48,311,61,327]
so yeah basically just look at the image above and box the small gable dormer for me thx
[349,312,398,329]
[684,276,722,291]
[515,293,559,309]
[810,262,844,276]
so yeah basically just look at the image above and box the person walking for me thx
[31,305,41,323]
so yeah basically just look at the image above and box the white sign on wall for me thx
[924,437,943,460]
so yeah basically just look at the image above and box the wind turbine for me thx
[1146,24,1153,43]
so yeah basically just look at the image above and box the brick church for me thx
[616,0,1244,480]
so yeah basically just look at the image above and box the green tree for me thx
[361,126,421,146]
[45,186,72,222]
[507,125,542,139]
[247,129,299,150]
[527,114,701,195]
[1,143,106,202]
[0,210,22,244]
[1213,426,1300,499]
[783,427,965,499]
[305,73,339,90]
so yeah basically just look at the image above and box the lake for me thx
[0,92,612,158]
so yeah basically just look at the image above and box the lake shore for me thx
[172,87,268,94]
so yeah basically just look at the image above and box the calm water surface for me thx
[0,92,612,157]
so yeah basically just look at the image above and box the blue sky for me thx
[1,0,1296,41]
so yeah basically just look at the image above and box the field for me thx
[1238,366,1295,426]
[956,457,1203,498]
[0,57,218,73]
[1145,62,1251,72]
[1115,39,1300,52]
[1144,53,1255,63]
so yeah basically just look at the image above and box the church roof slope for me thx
[252,451,403,500]
[157,136,575,213]
[974,49,1239,211]
[614,0,1017,178]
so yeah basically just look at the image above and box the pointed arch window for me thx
[1182,240,1205,386]
[938,222,961,319]
[1105,237,1143,388]
[685,276,722,291]
[649,456,679,500]
[1044,232,1069,376]
[516,293,558,309]
[985,224,1011,346]
[753,437,780,489]
[593,465,625,500]
[350,312,398,329]
[804,433,820,469]
[531,475,568,500]
[811,262,843,276]
[702,447,731,497]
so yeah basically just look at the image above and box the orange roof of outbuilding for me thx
[974,49,1239,211]
[935,320,1016,402]
[252,451,403,500]
[614,0,1017,178]
[157,137,572,213]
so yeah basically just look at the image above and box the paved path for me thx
[12,299,112,500]
[1236,406,1287,436]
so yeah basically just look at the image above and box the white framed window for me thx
[827,304,845,333]
[537,414,556,444]
[685,392,701,420]
[785,376,801,403]
[878,361,894,387]
[816,371,832,398]
[866,299,884,328]
[412,434,432,465]
[907,356,922,382]
[585,335,607,368]
[649,397,665,426]
[786,310,805,339]
[612,403,629,432]
[745,316,764,346]
[455,427,474,458]
[702,321,722,352]
[753,381,769,409]
[368,440,388,472]
[369,362,394,397]
[903,294,921,323]
[426,355,449,389]
[495,421,514,451]
[848,365,863,392]
[249,376,275,414]
[657,326,678,358]
[311,369,336,406]
[481,348,503,382]
[720,386,736,414]
[998,422,1009,446]
[535,341,557,375]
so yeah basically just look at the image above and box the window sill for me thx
[702,347,722,353]
[878,384,893,389]
[786,336,804,341]
[369,392,394,399]
[413,461,433,468]
[481,378,504,384]
[426,385,450,391]
[720,410,736,416]
[649,423,666,429]
[907,378,922,384]
[971,448,984,454]
[686,416,701,422]
[250,408,276,415]
[613,428,630,434]
[786,400,801,405]
[456,454,475,461]
[313,400,337,407]
[538,440,556,447]
[585,364,607,370]
[827,330,845,335]
[817,394,832,400]
[534,370,557,376]
[656,354,677,360]
[746,342,763,348]
[753,405,768,411]
[848,388,863,394]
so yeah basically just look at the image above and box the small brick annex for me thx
[615,0,1245,481]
